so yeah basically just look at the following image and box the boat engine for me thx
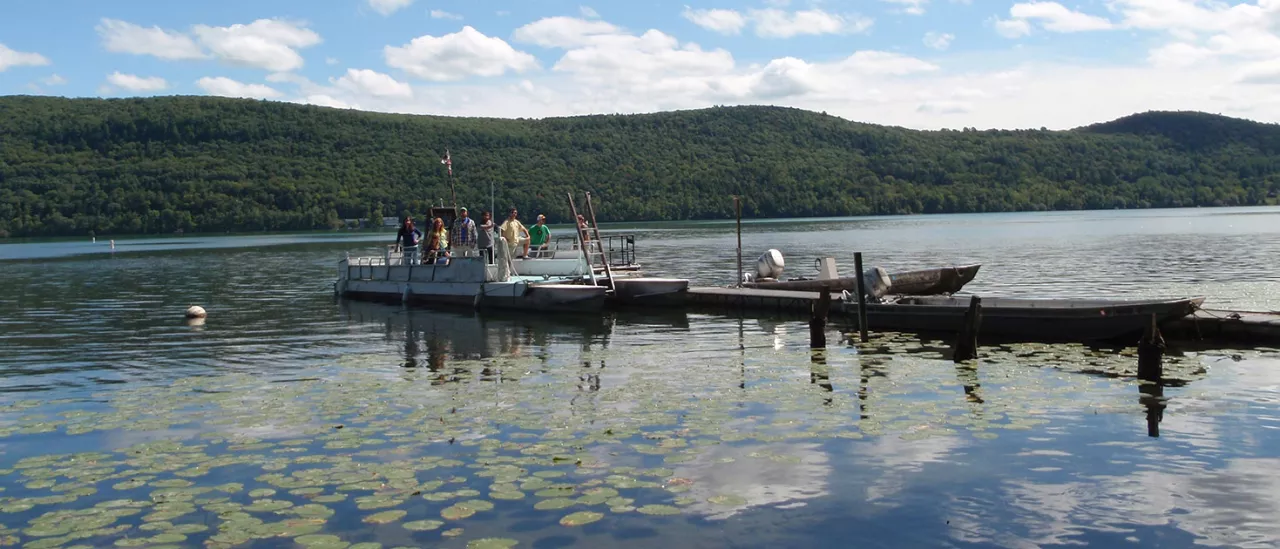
[756,249,785,281]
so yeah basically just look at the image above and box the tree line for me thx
[1,95,1278,238]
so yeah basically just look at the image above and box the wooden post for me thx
[1137,314,1165,383]
[810,289,830,348]
[953,295,983,362]
[1138,383,1165,438]
[734,196,743,287]
[853,252,869,343]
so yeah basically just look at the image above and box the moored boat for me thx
[840,295,1206,342]
[335,241,607,312]
[742,251,980,296]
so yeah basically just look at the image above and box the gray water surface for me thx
[1,207,1279,548]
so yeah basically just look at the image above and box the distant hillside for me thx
[1078,110,1280,154]
[1,95,1278,238]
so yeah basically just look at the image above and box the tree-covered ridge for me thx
[1,95,1278,238]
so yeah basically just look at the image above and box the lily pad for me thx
[636,505,681,516]
[363,510,406,525]
[402,520,444,532]
[295,534,350,549]
[467,539,519,549]
[708,494,748,506]
[442,528,464,538]
[248,489,276,498]
[559,511,603,527]
[533,498,576,511]
[440,504,476,520]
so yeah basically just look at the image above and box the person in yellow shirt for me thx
[499,208,530,259]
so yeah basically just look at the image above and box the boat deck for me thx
[684,286,1279,346]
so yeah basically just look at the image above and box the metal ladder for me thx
[567,191,615,292]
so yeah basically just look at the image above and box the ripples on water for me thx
[1,208,1279,548]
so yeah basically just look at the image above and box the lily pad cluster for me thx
[0,328,1255,548]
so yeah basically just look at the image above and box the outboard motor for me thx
[863,266,892,300]
[756,249,785,281]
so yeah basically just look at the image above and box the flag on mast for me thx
[441,149,452,176]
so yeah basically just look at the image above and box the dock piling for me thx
[734,196,743,287]
[953,295,983,362]
[810,289,830,348]
[853,252,869,343]
[1138,313,1165,383]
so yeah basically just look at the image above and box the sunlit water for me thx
[1,207,1280,548]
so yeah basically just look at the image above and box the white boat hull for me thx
[336,255,606,312]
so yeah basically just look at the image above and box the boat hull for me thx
[843,296,1205,342]
[745,264,981,296]
[607,277,689,306]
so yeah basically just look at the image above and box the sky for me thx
[1,0,1278,130]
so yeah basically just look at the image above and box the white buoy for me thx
[185,305,207,319]
[110,240,115,250]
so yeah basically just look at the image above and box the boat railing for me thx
[548,233,636,266]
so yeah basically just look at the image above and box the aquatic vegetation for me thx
[0,326,1254,549]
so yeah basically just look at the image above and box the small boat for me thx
[744,254,980,296]
[841,295,1206,342]
[887,264,981,296]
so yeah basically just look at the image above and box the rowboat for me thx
[745,264,981,296]
[841,295,1206,342]
[887,264,981,296]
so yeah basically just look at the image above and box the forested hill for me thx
[1,95,1278,238]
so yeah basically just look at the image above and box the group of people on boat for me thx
[394,208,591,265]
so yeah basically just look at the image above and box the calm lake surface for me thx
[2,207,1280,548]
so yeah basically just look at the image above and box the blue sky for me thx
[1,0,1277,129]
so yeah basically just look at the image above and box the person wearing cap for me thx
[528,214,551,258]
[477,211,495,264]
[452,207,477,257]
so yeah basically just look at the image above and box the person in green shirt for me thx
[528,214,551,258]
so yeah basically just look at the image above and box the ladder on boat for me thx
[567,191,615,292]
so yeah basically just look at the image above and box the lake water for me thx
[2,207,1280,549]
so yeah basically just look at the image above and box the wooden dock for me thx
[1164,309,1280,346]
[683,286,1280,346]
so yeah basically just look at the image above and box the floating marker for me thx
[185,306,207,319]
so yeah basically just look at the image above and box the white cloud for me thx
[923,31,954,50]
[843,51,939,75]
[230,6,1280,132]
[682,7,748,35]
[367,0,414,16]
[326,57,340,66]
[96,19,207,60]
[193,19,322,73]
[106,72,169,92]
[386,26,538,81]
[0,43,50,72]
[882,0,929,16]
[41,74,67,86]
[917,100,973,114]
[332,68,414,98]
[1011,2,1113,32]
[677,7,871,38]
[297,94,359,109]
[196,76,282,99]
[430,10,463,20]
[748,8,874,38]
[579,6,599,19]
[994,17,1033,38]
[511,16,621,48]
